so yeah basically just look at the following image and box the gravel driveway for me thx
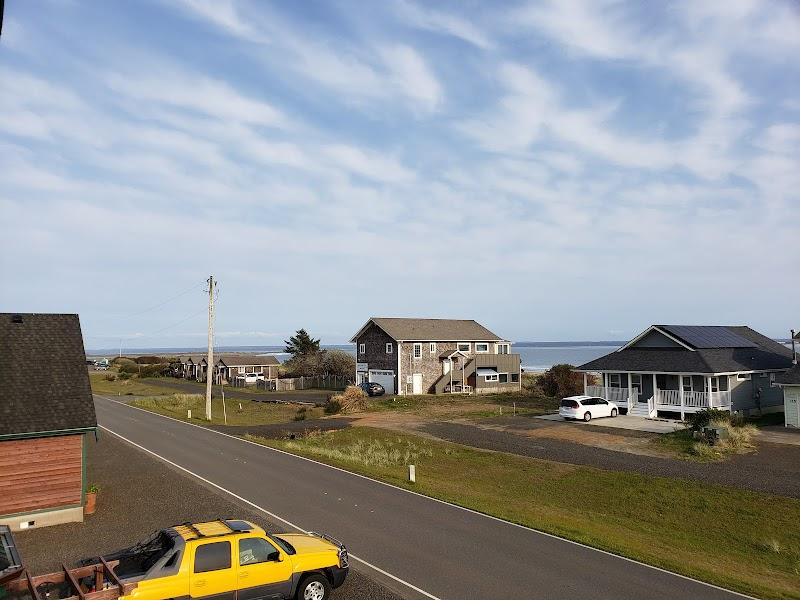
[421,420,800,498]
[13,432,402,600]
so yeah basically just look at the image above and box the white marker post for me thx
[187,409,192,419]
[408,464,416,483]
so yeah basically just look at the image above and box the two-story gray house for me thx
[350,318,521,395]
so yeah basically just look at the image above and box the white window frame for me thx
[457,342,471,353]
[608,373,622,388]
[385,343,393,354]
[413,343,422,359]
[630,373,642,392]
[484,373,499,382]
[497,343,510,355]
[359,343,365,355]
[429,342,436,355]
[736,373,751,381]
[682,376,693,393]
[770,373,776,387]
[708,377,719,393]
[475,343,489,353]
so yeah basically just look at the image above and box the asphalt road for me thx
[95,396,751,600]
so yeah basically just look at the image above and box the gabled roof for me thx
[0,313,97,438]
[776,364,800,385]
[350,317,505,343]
[578,325,793,374]
[215,354,280,367]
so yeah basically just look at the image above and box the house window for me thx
[359,343,365,355]
[707,377,719,393]
[429,343,436,354]
[511,373,519,383]
[457,342,471,352]
[682,376,693,393]
[608,373,621,388]
[770,373,777,387]
[499,373,508,383]
[736,373,751,381]
[497,343,510,354]
[413,343,422,359]
[630,374,642,393]
[484,374,499,382]
[386,343,393,354]
[475,343,489,353]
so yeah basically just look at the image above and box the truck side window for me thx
[194,542,231,573]
[239,538,277,565]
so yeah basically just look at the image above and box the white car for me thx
[559,395,618,421]
[240,372,265,384]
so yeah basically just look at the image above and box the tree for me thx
[284,328,321,359]
[536,364,584,398]
[320,350,355,378]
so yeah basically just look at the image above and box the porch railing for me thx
[586,385,637,408]
[654,389,731,409]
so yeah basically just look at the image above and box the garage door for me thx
[369,370,395,395]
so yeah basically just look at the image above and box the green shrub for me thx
[134,355,165,364]
[104,373,117,382]
[138,363,170,378]
[324,399,342,415]
[686,408,733,431]
[535,364,584,398]
[293,407,308,422]
[118,372,132,380]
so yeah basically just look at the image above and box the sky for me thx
[0,0,798,349]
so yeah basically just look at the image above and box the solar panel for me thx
[660,325,758,349]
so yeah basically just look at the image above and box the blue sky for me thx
[1,0,798,348]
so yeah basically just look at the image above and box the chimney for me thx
[792,329,797,365]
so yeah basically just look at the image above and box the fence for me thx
[256,375,351,392]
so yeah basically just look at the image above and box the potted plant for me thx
[85,484,99,515]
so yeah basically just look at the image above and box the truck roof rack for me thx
[178,520,254,540]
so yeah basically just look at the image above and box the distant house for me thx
[775,330,800,428]
[576,325,794,419]
[176,354,203,380]
[213,354,281,385]
[350,317,521,395]
[0,313,97,531]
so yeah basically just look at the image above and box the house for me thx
[0,313,97,531]
[774,330,800,428]
[176,354,203,379]
[349,317,521,395]
[213,354,281,385]
[576,325,794,419]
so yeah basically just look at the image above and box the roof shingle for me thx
[0,313,97,437]
[353,318,504,342]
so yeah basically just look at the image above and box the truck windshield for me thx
[269,536,296,555]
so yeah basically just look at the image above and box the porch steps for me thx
[628,403,652,417]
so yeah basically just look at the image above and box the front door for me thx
[443,360,451,375]
[237,537,293,600]
[191,541,236,600]
[412,373,423,395]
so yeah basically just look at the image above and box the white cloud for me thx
[393,0,493,49]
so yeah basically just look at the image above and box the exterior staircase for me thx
[433,358,475,394]
[628,399,653,418]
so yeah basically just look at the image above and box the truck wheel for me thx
[296,573,332,600]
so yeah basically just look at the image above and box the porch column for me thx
[583,372,588,394]
[627,373,633,410]
[652,373,658,415]
[706,376,712,408]
[680,374,685,421]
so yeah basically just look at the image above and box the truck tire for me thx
[296,573,332,600]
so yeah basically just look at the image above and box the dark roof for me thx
[578,325,793,374]
[216,354,280,367]
[658,325,757,348]
[352,318,504,342]
[776,364,800,385]
[0,313,97,438]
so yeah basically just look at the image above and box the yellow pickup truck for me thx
[1,519,349,600]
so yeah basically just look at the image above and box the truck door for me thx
[236,537,293,600]
[191,541,236,600]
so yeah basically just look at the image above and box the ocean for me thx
[87,341,624,371]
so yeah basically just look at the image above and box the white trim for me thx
[484,374,499,382]
[577,369,790,376]
[429,342,436,355]
[359,343,366,355]
[412,343,422,359]
[456,342,471,353]
[616,326,696,352]
[96,396,758,600]
[475,343,490,353]
[385,343,393,354]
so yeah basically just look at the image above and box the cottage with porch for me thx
[576,325,793,419]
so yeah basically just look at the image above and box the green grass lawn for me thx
[89,371,175,397]
[251,426,800,600]
[366,390,559,418]
[129,394,324,426]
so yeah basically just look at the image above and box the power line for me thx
[115,281,207,322]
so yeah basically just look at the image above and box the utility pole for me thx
[205,275,215,421]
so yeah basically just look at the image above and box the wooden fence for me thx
[257,375,351,392]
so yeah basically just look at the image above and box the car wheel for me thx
[611,408,618,417]
[583,412,591,422]
[296,573,331,600]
